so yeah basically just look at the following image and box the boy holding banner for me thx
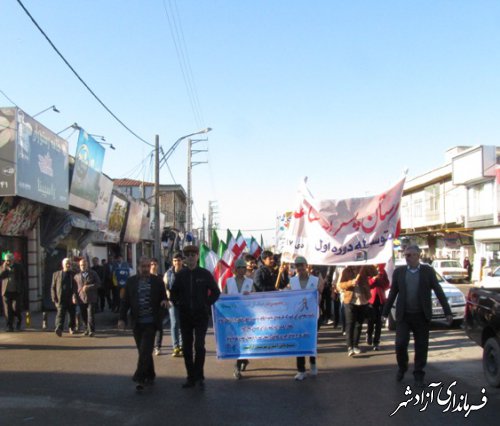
[287,256,324,381]
[223,258,256,379]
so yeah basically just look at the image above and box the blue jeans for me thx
[169,305,183,348]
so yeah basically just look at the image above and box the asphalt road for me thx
[1,311,499,426]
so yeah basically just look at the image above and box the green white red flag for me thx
[199,244,219,274]
[249,236,262,259]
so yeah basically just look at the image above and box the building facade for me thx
[400,145,499,281]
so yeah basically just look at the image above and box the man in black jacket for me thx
[118,256,168,391]
[51,258,77,336]
[382,245,453,387]
[1,254,25,332]
[170,245,220,389]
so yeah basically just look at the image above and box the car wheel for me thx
[483,337,500,387]
[387,312,396,331]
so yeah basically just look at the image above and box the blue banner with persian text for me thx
[213,289,318,360]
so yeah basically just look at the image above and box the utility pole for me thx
[202,214,206,244]
[186,138,208,234]
[208,200,219,248]
[154,134,162,272]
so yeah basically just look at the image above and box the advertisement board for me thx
[69,130,105,211]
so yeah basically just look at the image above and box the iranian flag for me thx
[211,229,220,254]
[214,239,231,290]
[235,230,247,256]
[199,244,219,274]
[223,230,238,268]
[249,236,262,259]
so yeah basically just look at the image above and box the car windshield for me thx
[435,271,445,283]
[493,267,500,277]
[440,261,461,268]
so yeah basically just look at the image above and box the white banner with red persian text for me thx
[281,177,405,265]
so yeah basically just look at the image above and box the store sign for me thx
[0,108,69,208]
[0,108,17,196]
[0,197,43,236]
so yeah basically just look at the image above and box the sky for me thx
[1,0,500,245]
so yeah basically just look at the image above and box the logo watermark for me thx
[390,381,488,417]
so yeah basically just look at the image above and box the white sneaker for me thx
[294,372,307,381]
[353,347,362,355]
[310,365,318,376]
[347,348,354,357]
[154,348,161,356]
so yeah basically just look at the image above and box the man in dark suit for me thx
[74,258,101,337]
[51,258,77,336]
[118,256,168,391]
[383,245,453,387]
[0,253,25,332]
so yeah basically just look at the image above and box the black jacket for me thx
[382,264,452,322]
[51,270,76,306]
[253,265,288,292]
[170,266,220,315]
[119,274,167,329]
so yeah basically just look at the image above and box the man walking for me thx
[74,258,101,337]
[162,251,185,357]
[118,256,168,391]
[1,253,25,332]
[382,245,453,387]
[90,257,106,312]
[51,258,77,336]
[170,245,220,389]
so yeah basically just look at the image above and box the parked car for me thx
[386,263,466,330]
[431,259,469,283]
[465,287,500,387]
[476,266,500,289]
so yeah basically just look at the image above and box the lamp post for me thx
[158,127,212,169]
[155,127,212,263]
[57,124,115,149]
[32,105,60,118]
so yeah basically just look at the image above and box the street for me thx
[1,311,499,426]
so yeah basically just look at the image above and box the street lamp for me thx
[32,105,60,118]
[56,122,79,135]
[57,123,115,149]
[159,127,212,169]
[154,127,212,267]
[88,134,115,150]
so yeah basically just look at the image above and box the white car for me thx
[386,264,466,330]
[431,259,469,283]
[477,266,500,289]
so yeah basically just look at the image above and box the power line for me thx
[16,0,154,148]
[119,150,155,179]
[162,0,205,128]
[0,89,18,107]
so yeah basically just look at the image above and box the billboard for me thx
[0,107,69,208]
[69,130,105,211]
[90,173,113,224]
[123,200,145,243]
[0,108,17,196]
[103,194,128,243]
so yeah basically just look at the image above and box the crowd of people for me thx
[1,244,453,391]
